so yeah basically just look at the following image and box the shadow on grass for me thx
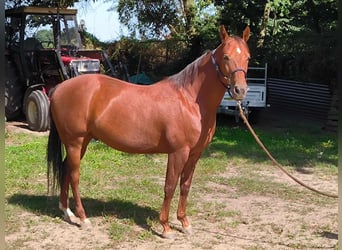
[7,194,159,230]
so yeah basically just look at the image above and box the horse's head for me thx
[212,25,250,100]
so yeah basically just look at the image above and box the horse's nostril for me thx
[234,86,245,96]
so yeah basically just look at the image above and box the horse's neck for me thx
[167,52,226,119]
[185,53,227,116]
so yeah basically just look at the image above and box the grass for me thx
[206,122,337,168]
[5,118,338,245]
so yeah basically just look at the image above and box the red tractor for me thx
[5,6,116,131]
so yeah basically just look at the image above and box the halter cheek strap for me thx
[211,50,247,97]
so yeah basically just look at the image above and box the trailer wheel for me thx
[25,90,50,131]
[248,109,260,124]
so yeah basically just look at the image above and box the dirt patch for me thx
[6,192,338,249]
[5,121,49,136]
[5,121,338,249]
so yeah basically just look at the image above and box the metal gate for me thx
[267,78,331,121]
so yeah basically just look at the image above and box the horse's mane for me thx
[166,36,247,89]
[167,52,209,88]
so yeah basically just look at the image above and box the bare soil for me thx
[5,120,338,250]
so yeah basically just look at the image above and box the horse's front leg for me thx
[177,154,200,235]
[160,148,190,238]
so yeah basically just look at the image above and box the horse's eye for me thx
[223,55,230,61]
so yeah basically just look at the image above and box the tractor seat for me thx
[24,37,43,51]
[23,38,43,82]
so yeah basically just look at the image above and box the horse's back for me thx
[51,74,132,108]
[52,74,125,99]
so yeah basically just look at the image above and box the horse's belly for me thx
[91,106,203,154]
[91,115,172,154]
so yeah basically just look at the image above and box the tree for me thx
[115,0,220,60]
[215,0,337,84]
[115,0,180,39]
[268,0,337,84]
[6,0,80,8]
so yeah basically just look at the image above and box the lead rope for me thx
[237,102,338,198]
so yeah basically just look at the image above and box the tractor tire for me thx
[25,90,50,131]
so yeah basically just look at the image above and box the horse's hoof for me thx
[182,225,193,235]
[59,202,78,225]
[161,231,175,239]
[80,218,92,230]
[63,214,79,225]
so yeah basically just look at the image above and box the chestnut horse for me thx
[47,25,250,238]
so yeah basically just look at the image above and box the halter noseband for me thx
[211,50,247,98]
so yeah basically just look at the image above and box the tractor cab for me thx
[5,6,115,131]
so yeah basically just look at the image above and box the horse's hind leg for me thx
[59,160,77,223]
[60,137,91,227]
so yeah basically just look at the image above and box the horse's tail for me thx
[47,112,64,196]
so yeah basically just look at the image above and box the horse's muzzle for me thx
[231,84,247,100]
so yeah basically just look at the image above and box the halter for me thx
[211,50,247,98]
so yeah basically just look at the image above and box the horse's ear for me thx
[242,26,250,42]
[220,25,229,43]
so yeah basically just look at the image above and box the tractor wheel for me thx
[25,90,50,131]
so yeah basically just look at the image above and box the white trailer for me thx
[217,63,269,122]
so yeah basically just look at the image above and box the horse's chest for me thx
[200,125,216,147]
[185,120,216,150]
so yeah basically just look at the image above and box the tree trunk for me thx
[181,0,196,38]
[180,0,201,60]
[324,83,338,132]
[257,1,271,48]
